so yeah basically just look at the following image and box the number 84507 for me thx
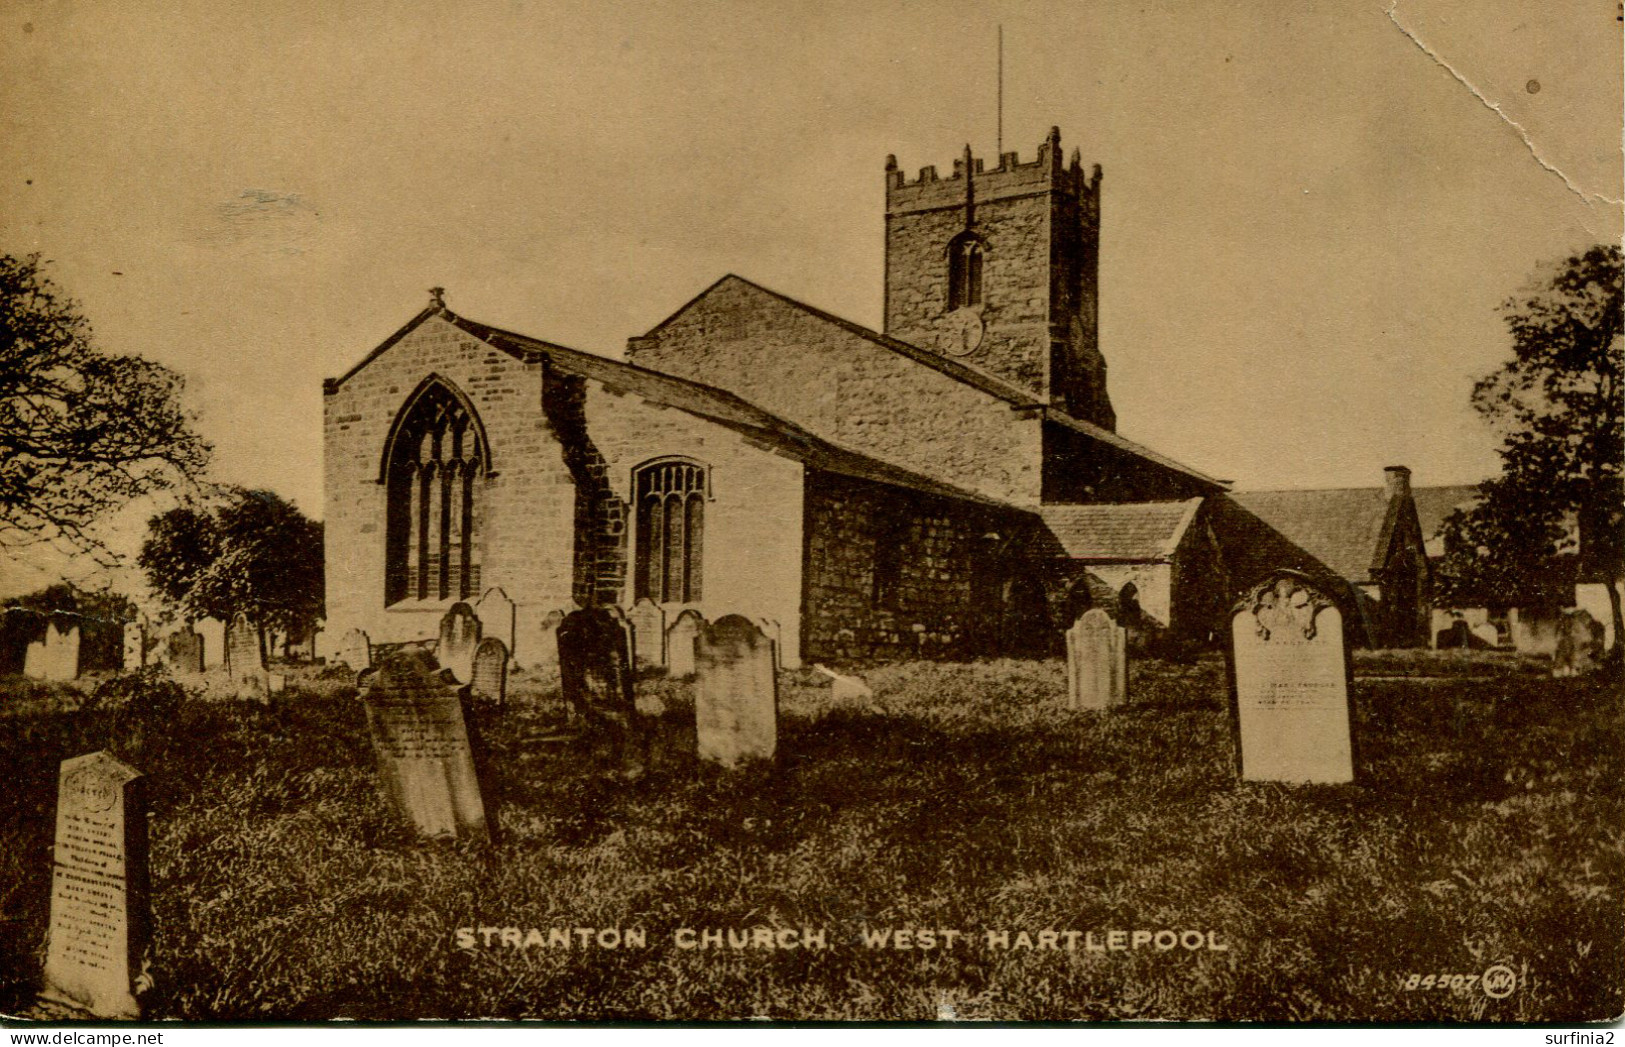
[1403,973,1477,991]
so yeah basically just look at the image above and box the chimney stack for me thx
[1383,465,1412,500]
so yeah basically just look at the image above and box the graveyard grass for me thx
[0,651,1620,1022]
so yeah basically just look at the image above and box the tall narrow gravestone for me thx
[557,608,645,776]
[438,603,481,683]
[1229,573,1354,784]
[694,615,778,769]
[39,752,149,1019]
[44,623,81,682]
[474,588,516,665]
[534,609,566,669]
[335,628,372,672]
[666,610,705,677]
[359,651,488,839]
[1066,609,1127,711]
[628,598,667,668]
[226,612,268,701]
[164,628,204,674]
[23,634,48,679]
[470,637,508,709]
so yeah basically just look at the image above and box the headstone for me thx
[266,672,286,695]
[474,588,516,665]
[694,615,778,768]
[121,619,147,672]
[195,617,225,669]
[44,623,81,682]
[23,637,48,679]
[335,628,372,672]
[534,609,567,669]
[470,637,508,708]
[1552,609,1605,678]
[627,598,667,668]
[756,618,783,671]
[1471,622,1501,649]
[812,663,872,702]
[666,610,705,677]
[39,752,149,1019]
[1065,609,1127,711]
[437,602,481,683]
[1229,573,1353,784]
[359,651,488,839]
[163,628,204,674]
[226,612,268,701]
[556,608,645,776]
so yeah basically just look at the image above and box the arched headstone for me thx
[1066,609,1125,711]
[1229,572,1353,784]
[534,609,567,669]
[471,637,508,709]
[336,628,372,671]
[437,602,481,683]
[666,610,705,677]
[164,629,204,674]
[695,615,777,768]
[226,612,268,701]
[628,598,667,668]
[474,588,516,664]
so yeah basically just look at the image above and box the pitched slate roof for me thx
[437,312,1019,510]
[1227,487,1397,581]
[641,274,1228,491]
[1036,499,1204,561]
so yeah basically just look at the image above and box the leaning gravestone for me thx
[1065,608,1126,711]
[628,598,667,668]
[470,637,508,709]
[1229,573,1354,784]
[474,588,516,665]
[695,615,778,768]
[557,608,645,776]
[335,628,372,672]
[1552,608,1605,678]
[438,602,482,683]
[666,610,705,677]
[359,651,488,839]
[164,628,204,674]
[39,751,150,1019]
[226,612,268,701]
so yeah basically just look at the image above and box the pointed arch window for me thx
[947,233,985,311]
[383,378,489,604]
[633,458,707,604]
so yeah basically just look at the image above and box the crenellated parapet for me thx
[885,127,1102,216]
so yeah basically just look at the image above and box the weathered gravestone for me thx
[359,651,488,839]
[335,628,372,672]
[438,602,481,683]
[470,637,508,709]
[694,615,778,769]
[45,623,81,682]
[628,598,667,668]
[812,663,872,703]
[226,612,268,701]
[1065,609,1127,711]
[534,609,567,669]
[666,610,705,677]
[1553,608,1605,678]
[1229,573,1354,784]
[163,628,204,674]
[39,751,149,1019]
[474,588,516,665]
[556,608,646,776]
[1471,622,1502,649]
[23,635,48,679]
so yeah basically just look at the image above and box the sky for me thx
[0,0,1620,595]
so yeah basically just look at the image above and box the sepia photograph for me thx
[0,0,1621,1026]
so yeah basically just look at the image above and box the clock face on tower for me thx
[939,307,986,357]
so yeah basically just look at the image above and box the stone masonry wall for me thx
[627,277,1043,506]
[323,315,576,657]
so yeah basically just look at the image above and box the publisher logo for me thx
[1481,964,1516,999]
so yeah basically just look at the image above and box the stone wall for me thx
[324,315,575,651]
[627,277,1044,506]
[801,468,1029,662]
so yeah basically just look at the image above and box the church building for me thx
[322,127,1419,667]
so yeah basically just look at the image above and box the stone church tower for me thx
[883,126,1115,430]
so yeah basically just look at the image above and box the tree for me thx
[1450,245,1623,648]
[138,488,324,649]
[0,254,210,557]
[1432,477,1574,612]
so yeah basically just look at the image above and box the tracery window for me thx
[384,379,486,604]
[947,233,985,311]
[633,458,706,604]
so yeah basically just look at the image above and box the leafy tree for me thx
[138,488,324,648]
[0,254,210,557]
[1433,477,1573,611]
[1444,245,1622,647]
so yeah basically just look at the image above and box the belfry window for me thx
[634,458,706,604]
[383,379,487,604]
[948,233,984,310]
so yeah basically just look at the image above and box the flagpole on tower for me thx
[997,24,1004,156]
